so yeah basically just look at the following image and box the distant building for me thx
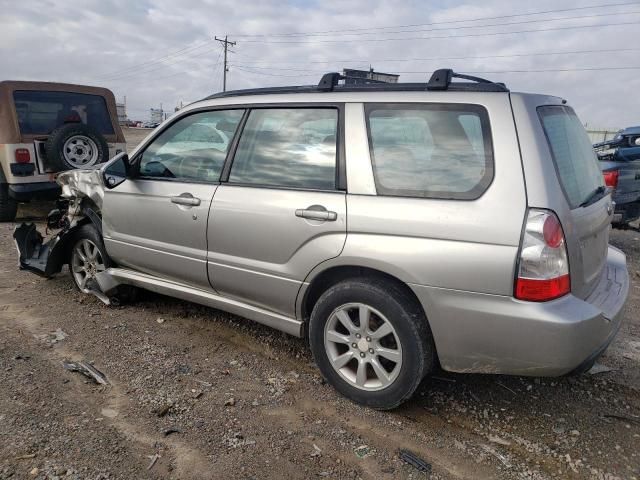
[116,100,127,125]
[150,108,163,124]
[343,68,399,85]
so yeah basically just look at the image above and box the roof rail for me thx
[317,72,390,92]
[426,69,507,91]
[201,67,508,101]
[317,68,507,92]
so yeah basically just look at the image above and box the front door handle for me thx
[295,205,337,221]
[171,193,201,207]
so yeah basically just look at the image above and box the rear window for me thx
[365,103,493,199]
[538,105,604,209]
[13,90,115,136]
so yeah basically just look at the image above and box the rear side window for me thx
[365,103,493,199]
[13,90,115,135]
[538,106,604,209]
[229,108,338,190]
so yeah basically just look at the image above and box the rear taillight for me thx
[14,148,31,163]
[603,170,619,189]
[515,209,570,302]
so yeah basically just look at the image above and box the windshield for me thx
[13,90,115,136]
[538,105,604,209]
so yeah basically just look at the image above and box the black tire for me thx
[69,223,138,304]
[45,123,109,171]
[309,278,435,410]
[69,224,113,292]
[0,183,18,222]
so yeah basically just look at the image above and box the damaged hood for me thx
[56,167,105,209]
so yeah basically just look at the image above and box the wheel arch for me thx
[298,264,431,337]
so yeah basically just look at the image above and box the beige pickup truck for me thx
[0,81,126,221]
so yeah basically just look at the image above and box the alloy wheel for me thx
[71,239,106,292]
[324,302,403,391]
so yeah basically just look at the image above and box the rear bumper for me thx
[410,245,628,376]
[9,182,61,201]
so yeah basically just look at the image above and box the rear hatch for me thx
[538,105,611,299]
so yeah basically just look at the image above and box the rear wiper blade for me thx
[579,185,607,208]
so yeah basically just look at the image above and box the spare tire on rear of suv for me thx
[45,123,110,171]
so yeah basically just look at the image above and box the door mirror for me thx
[102,152,131,189]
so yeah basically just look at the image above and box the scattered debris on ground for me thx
[62,360,109,385]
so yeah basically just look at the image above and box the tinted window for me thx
[229,108,337,190]
[538,106,604,208]
[140,110,243,182]
[13,90,115,135]
[366,104,493,199]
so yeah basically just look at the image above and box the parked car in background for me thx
[14,70,629,409]
[0,81,126,221]
[594,126,640,226]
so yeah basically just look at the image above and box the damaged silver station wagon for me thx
[14,70,629,409]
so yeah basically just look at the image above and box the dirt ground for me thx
[1,130,639,479]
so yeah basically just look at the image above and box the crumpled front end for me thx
[13,167,105,277]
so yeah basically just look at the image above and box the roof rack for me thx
[203,68,508,100]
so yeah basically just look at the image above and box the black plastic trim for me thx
[202,69,508,101]
[8,181,60,201]
[10,163,35,176]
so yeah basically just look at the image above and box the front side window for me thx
[13,90,115,135]
[139,109,243,182]
[538,105,604,208]
[365,103,494,199]
[229,108,338,190]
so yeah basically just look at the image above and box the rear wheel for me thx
[309,278,435,409]
[0,183,18,222]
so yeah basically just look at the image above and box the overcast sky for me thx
[1,0,638,127]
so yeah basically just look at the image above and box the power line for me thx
[229,47,640,70]
[233,9,640,40]
[229,1,640,37]
[236,19,640,44]
[96,39,216,80]
[233,65,640,78]
[99,43,220,83]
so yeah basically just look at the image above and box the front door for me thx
[207,107,347,316]
[102,108,245,289]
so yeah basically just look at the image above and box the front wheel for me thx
[309,278,435,410]
[70,224,111,292]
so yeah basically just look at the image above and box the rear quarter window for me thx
[13,90,115,136]
[538,105,604,209]
[365,103,494,199]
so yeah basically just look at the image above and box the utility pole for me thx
[215,35,236,92]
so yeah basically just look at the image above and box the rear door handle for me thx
[295,206,337,221]
[171,193,201,207]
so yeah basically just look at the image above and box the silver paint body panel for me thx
[87,89,628,377]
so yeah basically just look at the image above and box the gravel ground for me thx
[0,129,638,479]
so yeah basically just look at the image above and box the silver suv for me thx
[14,70,629,409]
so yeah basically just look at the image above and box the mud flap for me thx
[13,223,67,277]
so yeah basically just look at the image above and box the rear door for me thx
[538,105,612,298]
[102,108,244,289]
[207,106,346,316]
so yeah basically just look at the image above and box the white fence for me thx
[585,126,620,144]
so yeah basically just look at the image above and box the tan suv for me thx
[0,81,126,221]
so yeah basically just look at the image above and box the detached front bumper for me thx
[410,245,629,376]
